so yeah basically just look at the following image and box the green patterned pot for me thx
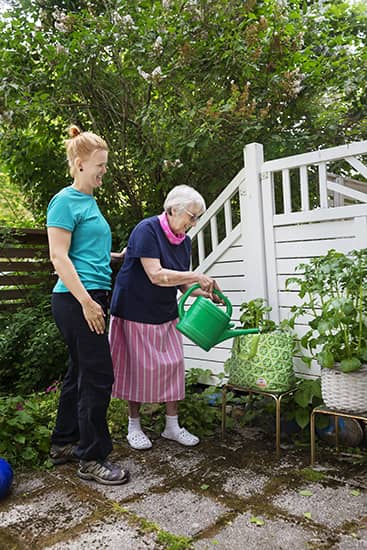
[225,332,296,392]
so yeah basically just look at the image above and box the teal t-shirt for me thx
[46,186,112,292]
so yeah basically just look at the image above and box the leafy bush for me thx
[108,368,223,440]
[177,368,223,437]
[281,378,324,431]
[107,397,129,440]
[287,248,367,372]
[0,368,223,469]
[0,296,68,395]
[0,386,59,467]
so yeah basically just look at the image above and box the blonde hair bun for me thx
[68,125,82,138]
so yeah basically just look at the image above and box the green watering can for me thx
[176,284,259,351]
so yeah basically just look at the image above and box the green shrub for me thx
[107,368,223,440]
[281,378,324,431]
[0,386,59,467]
[0,367,224,469]
[0,296,68,395]
[107,397,129,440]
[178,369,223,437]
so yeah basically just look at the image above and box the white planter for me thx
[321,365,367,414]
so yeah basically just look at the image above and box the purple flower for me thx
[45,381,60,394]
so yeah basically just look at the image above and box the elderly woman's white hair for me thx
[163,185,206,215]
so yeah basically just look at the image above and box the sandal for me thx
[161,427,200,447]
[127,430,152,450]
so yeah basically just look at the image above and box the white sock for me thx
[165,415,180,433]
[128,416,142,433]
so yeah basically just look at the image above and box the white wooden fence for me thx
[184,140,367,378]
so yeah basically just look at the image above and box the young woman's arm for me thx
[47,226,106,334]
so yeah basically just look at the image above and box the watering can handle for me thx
[178,283,232,319]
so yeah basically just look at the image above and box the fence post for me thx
[240,143,268,302]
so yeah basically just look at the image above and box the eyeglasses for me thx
[184,208,202,222]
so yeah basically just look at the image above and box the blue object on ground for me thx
[0,458,13,499]
[206,392,222,405]
[316,416,364,447]
[316,416,345,437]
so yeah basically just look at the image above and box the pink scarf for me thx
[158,212,186,245]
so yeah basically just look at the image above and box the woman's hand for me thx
[197,273,223,301]
[195,276,225,304]
[81,298,106,334]
[111,247,127,262]
[211,279,226,304]
[197,273,214,294]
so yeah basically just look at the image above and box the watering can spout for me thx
[176,284,259,351]
[216,327,259,345]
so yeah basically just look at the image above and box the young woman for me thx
[47,125,129,485]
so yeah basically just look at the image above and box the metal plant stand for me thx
[221,383,296,458]
[310,406,367,466]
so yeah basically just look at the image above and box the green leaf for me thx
[299,489,313,496]
[350,489,361,497]
[318,350,334,369]
[317,320,329,334]
[303,512,312,519]
[339,358,361,373]
[250,516,265,526]
[295,408,310,429]
[200,484,209,490]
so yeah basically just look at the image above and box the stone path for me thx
[0,426,366,549]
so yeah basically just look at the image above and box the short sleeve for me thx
[129,220,160,259]
[47,193,76,232]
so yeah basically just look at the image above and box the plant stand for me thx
[310,405,367,466]
[221,383,296,458]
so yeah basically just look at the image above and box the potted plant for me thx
[224,298,296,392]
[287,248,367,413]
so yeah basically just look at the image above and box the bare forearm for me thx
[149,267,201,287]
[141,257,218,299]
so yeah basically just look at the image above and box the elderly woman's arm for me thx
[47,227,107,334]
[141,257,218,298]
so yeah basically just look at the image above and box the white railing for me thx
[188,167,246,270]
[261,141,367,215]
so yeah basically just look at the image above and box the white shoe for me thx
[126,430,152,450]
[161,427,200,447]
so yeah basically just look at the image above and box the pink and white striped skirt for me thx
[109,316,185,403]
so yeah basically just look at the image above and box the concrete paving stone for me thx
[220,426,268,451]
[75,456,165,501]
[44,517,157,550]
[273,483,367,528]
[151,448,205,477]
[10,471,55,497]
[126,488,229,537]
[0,489,92,539]
[222,466,269,498]
[335,529,367,549]
[193,511,315,550]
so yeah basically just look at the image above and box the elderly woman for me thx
[109,184,219,450]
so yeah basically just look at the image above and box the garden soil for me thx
[0,423,366,549]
